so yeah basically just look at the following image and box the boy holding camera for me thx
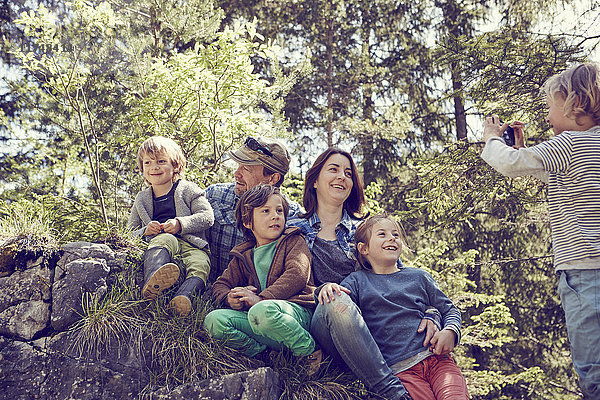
[481,62,600,398]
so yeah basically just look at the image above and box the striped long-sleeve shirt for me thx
[481,126,600,269]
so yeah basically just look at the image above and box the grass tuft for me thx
[0,199,60,251]
[70,270,145,359]
[273,349,375,400]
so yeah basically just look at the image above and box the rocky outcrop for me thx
[0,255,52,340]
[0,241,281,400]
[151,367,280,400]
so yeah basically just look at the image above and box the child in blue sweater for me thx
[341,215,468,400]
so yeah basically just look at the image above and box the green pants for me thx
[204,300,315,357]
[148,233,210,284]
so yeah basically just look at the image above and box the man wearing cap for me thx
[205,137,302,281]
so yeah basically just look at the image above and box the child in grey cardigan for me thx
[128,136,214,316]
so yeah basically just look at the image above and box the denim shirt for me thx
[288,210,408,269]
[288,209,360,263]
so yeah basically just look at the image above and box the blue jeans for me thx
[204,300,314,357]
[558,269,600,398]
[310,292,409,400]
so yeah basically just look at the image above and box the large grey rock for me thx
[0,334,145,400]
[1,331,279,400]
[0,262,52,312]
[0,299,51,340]
[45,329,151,381]
[58,241,118,268]
[0,336,47,398]
[0,260,53,340]
[51,258,110,331]
[151,367,281,400]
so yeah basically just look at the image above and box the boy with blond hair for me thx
[128,136,214,316]
[481,62,600,397]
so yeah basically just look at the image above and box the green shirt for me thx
[252,240,278,291]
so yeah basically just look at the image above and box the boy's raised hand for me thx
[483,114,508,142]
[428,328,457,355]
[162,218,181,234]
[144,221,162,236]
[512,121,526,149]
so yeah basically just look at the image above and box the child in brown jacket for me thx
[204,184,321,374]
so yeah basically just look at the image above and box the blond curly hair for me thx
[542,62,600,127]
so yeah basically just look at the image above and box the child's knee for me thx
[203,310,227,338]
[320,292,358,323]
[148,233,178,250]
[247,301,278,333]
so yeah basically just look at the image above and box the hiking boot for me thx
[305,347,323,377]
[168,276,205,316]
[141,247,180,300]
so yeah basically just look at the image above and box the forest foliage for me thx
[1,0,599,399]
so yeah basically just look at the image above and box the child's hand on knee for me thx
[429,329,457,355]
[145,221,162,236]
[233,286,260,307]
[227,288,247,310]
[228,286,260,309]
[239,292,261,307]
[317,283,350,304]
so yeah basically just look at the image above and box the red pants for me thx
[396,354,469,400]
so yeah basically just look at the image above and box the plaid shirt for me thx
[205,182,302,281]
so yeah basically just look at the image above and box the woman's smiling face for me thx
[313,153,354,206]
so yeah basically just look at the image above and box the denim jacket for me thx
[288,209,360,263]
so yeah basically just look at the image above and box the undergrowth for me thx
[0,198,61,251]
[70,248,381,400]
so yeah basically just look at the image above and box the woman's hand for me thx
[317,282,351,305]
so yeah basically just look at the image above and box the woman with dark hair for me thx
[289,148,438,400]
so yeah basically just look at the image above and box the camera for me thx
[500,121,515,147]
